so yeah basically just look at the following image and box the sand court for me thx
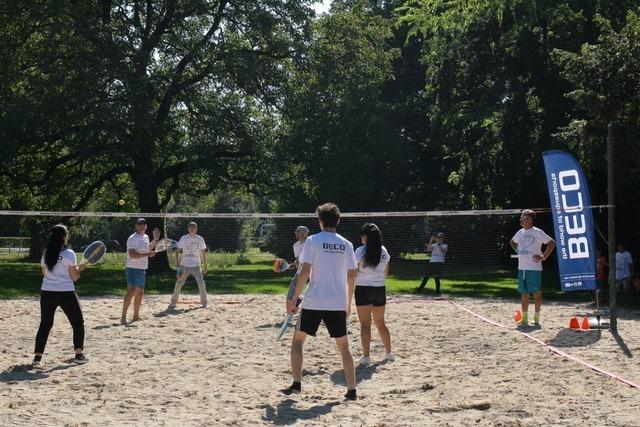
[1,294,639,426]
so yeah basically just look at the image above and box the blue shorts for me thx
[125,268,146,289]
[518,270,542,294]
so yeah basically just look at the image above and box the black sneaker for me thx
[281,382,301,395]
[74,353,89,364]
[344,389,357,401]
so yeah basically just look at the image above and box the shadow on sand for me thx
[261,399,341,425]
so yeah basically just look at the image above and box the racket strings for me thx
[83,242,107,265]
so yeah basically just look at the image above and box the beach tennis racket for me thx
[168,249,179,271]
[167,247,183,279]
[81,241,107,265]
[273,258,290,273]
[277,297,302,341]
[156,239,181,274]
[153,238,176,253]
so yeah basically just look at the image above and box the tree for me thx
[280,0,409,211]
[0,1,314,263]
[395,0,599,209]
[554,10,640,241]
[1,1,313,213]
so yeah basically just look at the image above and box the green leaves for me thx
[1,0,639,235]
[1,0,315,212]
[553,9,640,203]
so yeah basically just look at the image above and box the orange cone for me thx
[569,317,580,329]
[581,316,590,330]
[514,310,522,323]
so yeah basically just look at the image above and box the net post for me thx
[607,123,617,331]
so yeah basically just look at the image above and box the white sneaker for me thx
[74,353,89,364]
[384,352,395,362]
[357,355,371,366]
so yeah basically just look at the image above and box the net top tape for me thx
[0,205,612,219]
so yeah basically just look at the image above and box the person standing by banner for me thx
[615,242,636,304]
[510,210,556,326]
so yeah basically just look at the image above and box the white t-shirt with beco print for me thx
[355,245,390,287]
[178,234,207,267]
[41,248,77,292]
[299,231,358,311]
[512,227,553,271]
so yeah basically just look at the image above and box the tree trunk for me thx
[27,217,58,262]
[135,174,171,274]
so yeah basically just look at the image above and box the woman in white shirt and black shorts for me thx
[354,223,394,365]
[33,224,89,366]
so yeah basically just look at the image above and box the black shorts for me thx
[425,262,444,277]
[297,309,347,338]
[355,286,386,306]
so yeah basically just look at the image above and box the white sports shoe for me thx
[74,353,89,364]
[384,352,395,362]
[357,355,371,366]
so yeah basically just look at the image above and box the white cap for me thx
[295,226,309,235]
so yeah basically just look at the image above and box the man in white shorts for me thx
[168,222,208,309]
[282,203,359,401]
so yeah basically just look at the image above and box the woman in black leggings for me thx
[33,224,89,366]
[417,232,448,294]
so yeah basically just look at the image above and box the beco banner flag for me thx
[542,150,597,291]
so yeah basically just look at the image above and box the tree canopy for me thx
[1,0,639,243]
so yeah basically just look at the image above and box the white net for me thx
[0,209,535,279]
[2,208,613,298]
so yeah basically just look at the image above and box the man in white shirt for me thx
[286,225,309,301]
[510,210,556,326]
[615,243,636,303]
[168,222,208,310]
[282,203,359,401]
[121,218,160,324]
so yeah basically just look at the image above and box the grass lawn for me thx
[0,251,594,303]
